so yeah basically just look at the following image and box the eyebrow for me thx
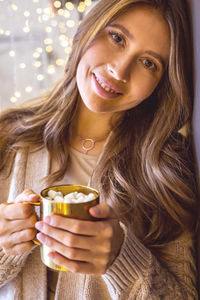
[107,23,166,69]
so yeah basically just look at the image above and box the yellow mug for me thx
[29,184,99,271]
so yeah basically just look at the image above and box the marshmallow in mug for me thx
[46,189,96,203]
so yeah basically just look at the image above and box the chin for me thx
[86,104,108,114]
[81,97,108,113]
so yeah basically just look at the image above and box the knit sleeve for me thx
[0,246,35,288]
[102,227,198,300]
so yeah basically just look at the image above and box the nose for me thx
[107,57,133,82]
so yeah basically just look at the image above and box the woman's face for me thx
[76,4,170,114]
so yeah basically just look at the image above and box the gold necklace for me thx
[77,133,109,154]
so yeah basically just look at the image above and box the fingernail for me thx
[48,252,56,259]
[35,222,43,230]
[91,206,100,215]
[36,233,45,243]
[28,193,36,199]
[44,216,51,224]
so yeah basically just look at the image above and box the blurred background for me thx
[0,0,98,110]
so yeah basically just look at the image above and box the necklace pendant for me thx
[81,138,95,154]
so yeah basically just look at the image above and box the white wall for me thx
[188,0,200,293]
[190,0,200,188]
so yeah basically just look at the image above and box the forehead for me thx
[110,4,170,60]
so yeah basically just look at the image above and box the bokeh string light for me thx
[0,0,95,108]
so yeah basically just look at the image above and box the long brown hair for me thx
[0,0,197,262]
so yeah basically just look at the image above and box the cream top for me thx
[52,147,98,186]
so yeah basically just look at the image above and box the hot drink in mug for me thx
[28,184,99,271]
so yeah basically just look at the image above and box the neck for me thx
[72,102,113,139]
[69,102,116,155]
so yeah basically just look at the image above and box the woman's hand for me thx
[35,203,124,274]
[0,189,39,255]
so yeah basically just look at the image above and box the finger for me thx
[89,203,116,219]
[44,215,105,236]
[37,232,92,262]
[2,203,35,220]
[15,189,40,203]
[0,228,37,249]
[35,221,93,250]
[48,252,106,275]
[0,215,37,235]
[3,241,34,256]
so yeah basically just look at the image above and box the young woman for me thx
[0,0,198,299]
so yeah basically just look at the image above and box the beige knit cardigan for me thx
[0,148,198,299]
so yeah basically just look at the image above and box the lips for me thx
[93,73,122,96]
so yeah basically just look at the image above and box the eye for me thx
[140,58,158,72]
[108,31,125,46]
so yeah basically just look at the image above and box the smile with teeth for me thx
[94,74,120,94]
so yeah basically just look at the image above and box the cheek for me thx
[76,54,90,89]
[141,83,158,99]
[76,57,95,110]
[76,44,106,97]
[76,47,98,85]
[79,38,111,69]
[130,74,160,101]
